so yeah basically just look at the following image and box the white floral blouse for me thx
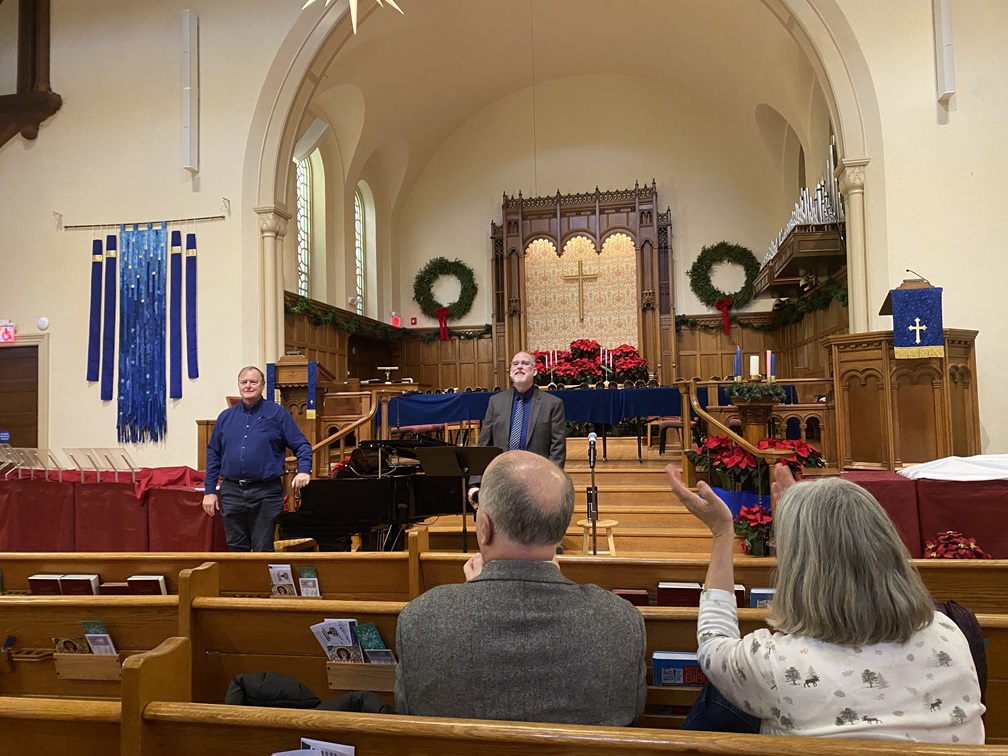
[696,589,985,743]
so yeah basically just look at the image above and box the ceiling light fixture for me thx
[301,0,404,34]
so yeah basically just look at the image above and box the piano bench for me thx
[273,537,319,552]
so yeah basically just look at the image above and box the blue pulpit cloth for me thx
[891,287,944,358]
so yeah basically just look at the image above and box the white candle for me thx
[749,355,759,378]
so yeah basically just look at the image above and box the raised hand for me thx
[664,464,734,538]
[771,461,798,501]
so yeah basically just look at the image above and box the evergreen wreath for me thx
[687,241,761,310]
[413,256,478,320]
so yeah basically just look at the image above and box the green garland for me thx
[724,381,787,403]
[417,324,492,343]
[285,295,404,340]
[413,256,478,320]
[687,241,761,310]
[675,280,848,332]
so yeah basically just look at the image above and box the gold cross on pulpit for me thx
[562,259,599,321]
[908,317,927,344]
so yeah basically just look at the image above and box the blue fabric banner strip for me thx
[185,232,199,379]
[169,230,183,398]
[86,238,103,382]
[116,222,168,443]
[892,287,944,359]
[266,363,276,403]
[100,234,118,400]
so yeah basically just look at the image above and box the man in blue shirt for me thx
[202,366,313,551]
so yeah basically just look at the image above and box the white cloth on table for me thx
[897,454,1008,481]
[696,588,985,742]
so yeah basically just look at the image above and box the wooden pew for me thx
[176,561,1008,743]
[122,635,1008,756]
[0,551,410,600]
[0,595,177,698]
[179,562,404,703]
[408,534,1008,612]
[0,696,120,755]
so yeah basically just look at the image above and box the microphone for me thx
[588,432,597,469]
[905,268,929,281]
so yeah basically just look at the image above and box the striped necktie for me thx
[508,396,525,450]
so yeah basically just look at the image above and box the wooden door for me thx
[0,345,39,447]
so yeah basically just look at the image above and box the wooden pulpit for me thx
[274,355,336,473]
[822,330,980,470]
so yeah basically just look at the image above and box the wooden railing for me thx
[675,380,792,509]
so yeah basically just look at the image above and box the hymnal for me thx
[298,566,321,597]
[59,574,100,596]
[127,575,167,595]
[734,583,746,608]
[269,563,298,597]
[652,651,707,687]
[99,581,131,595]
[28,574,64,595]
[53,636,91,654]
[750,587,775,608]
[657,581,701,607]
[611,588,650,606]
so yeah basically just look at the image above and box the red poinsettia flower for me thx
[924,530,992,559]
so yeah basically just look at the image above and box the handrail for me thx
[676,380,792,463]
[284,398,380,478]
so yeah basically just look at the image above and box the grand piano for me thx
[277,437,464,551]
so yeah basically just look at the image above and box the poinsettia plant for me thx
[756,437,825,474]
[925,531,992,559]
[569,338,602,360]
[687,435,824,491]
[734,504,773,556]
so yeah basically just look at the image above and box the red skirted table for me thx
[0,466,226,552]
[841,471,923,558]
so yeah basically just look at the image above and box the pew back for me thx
[0,595,177,697]
[0,551,410,599]
[0,696,120,755]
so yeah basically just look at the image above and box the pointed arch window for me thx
[353,188,365,315]
[296,158,311,297]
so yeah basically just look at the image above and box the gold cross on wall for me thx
[908,317,927,344]
[562,259,599,322]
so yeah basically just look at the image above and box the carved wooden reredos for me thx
[489,181,674,384]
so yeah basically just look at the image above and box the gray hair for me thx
[479,450,573,546]
[237,366,265,382]
[770,477,934,646]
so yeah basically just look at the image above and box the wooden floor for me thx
[422,436,721,556]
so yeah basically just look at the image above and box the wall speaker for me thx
[182,10,200,173]
[933,0,955,104]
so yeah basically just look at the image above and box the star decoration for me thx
[301,0,404,34]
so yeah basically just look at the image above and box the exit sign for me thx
[0,321,14,342]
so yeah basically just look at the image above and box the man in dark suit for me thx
[468,350,565,504]
[395,450,647,725]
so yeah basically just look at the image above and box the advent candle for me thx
[734,347,742,377]
[766,350,771,377]
[749,355,759,378]
[770,353,776,378]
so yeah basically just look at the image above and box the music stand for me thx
[415,446,501,553]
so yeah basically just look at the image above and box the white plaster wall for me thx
[0,0,297,468]
[398,74,794,329]
[837,0,1008,451]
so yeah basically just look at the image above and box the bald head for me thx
[479,450,573,547]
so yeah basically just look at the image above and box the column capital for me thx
[836,158,870,194]
[255,206,292,237]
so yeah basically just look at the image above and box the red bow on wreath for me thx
[434,307,451,341]
[714,297,732,335]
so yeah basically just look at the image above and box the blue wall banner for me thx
[891,287,944,359]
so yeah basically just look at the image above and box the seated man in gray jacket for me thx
[394,450,647,725]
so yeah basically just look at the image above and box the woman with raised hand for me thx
[668,463,984,743]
